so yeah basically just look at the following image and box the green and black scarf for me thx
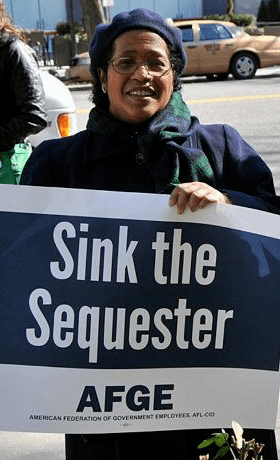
[87,91,215,193]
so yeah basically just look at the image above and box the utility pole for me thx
[37,0,43,28]
[102,0,113,22]
[226,0,234,14]
[177,0,181,18]
[67,0,77,56]
[9,0,14,20]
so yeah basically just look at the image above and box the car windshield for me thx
[226,25,245,37]
[78,57,91,66]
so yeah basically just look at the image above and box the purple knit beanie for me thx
[89,8,187,73]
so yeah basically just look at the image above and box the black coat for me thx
[21,118,280,215]
[0,35,47,151]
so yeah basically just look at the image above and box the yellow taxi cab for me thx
[172,19,280,80]
[66,52,92,82]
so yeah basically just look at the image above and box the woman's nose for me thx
[131,64,152,79]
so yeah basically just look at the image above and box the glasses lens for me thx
[113,58,137,74]
[147,59,170,75]
[111,57,170,76]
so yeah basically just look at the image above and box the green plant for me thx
[198,421,264,460]
[56,21,72,36]
[204,14,255,27]
[76,30,87,42]
[55,21,86,38]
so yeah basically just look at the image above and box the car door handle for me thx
[187,45,197,49]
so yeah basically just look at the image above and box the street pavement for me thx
[0,431,65,459]
[60,64,280,91]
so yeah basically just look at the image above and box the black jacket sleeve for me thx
[0,38,47,151]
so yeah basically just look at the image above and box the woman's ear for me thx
[98,68,107,93]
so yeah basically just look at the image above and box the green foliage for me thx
[55,21,87,39]
[204,13,255,27]
[76,31,87,42]
[198,421,265,460]
[56,21,72,36]
[198,433,229,449]
[215,445,230,459]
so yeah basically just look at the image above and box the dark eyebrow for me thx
[115,49,168,58]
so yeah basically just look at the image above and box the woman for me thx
[0,0,47,183]
[20,8,280,460]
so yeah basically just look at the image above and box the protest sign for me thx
[0,184,280,434]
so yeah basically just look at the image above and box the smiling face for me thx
[99,30,174,125]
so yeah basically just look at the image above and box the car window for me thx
[78,57,91,66]
[199,24,232,40]
[69,57,78,67]
[227,25,244,37]
[180,26,194,42]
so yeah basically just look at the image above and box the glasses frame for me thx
[108,56,172,77]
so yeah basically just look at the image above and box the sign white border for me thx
[0,365,278,433]
[0,184,279,238]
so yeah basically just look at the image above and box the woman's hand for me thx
[169,182,232,213]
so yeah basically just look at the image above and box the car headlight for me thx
[57,113,72,137]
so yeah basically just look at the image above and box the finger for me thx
[188,189,208,212]
[169,184,192,207]
[176,189,190,214]
[197,193,217,209]
[168,186,181,206]
[197,190,230,209]
[174,184,208,213]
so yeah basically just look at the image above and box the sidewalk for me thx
[0,431,65,460]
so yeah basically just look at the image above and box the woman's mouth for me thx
[127,89,155,97]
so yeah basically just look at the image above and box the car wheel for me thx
[206,73,229,81]
[230,53,258,80]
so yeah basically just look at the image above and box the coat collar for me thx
[83,114,200,163]
[84,130,130,162]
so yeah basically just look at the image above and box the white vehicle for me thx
[28,70,77,148]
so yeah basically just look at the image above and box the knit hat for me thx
[89,8,187,73]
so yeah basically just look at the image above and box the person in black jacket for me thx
[20,8,280,460]
[0,0,47,182]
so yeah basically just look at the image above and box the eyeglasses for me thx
[109,57,172,77]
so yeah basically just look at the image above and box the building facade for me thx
[110,0,202,20]
[4,0,203,31]
[4,0,67,30]
[234,0,262,16]
[3,0,262,32]
[202,0,262,16]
